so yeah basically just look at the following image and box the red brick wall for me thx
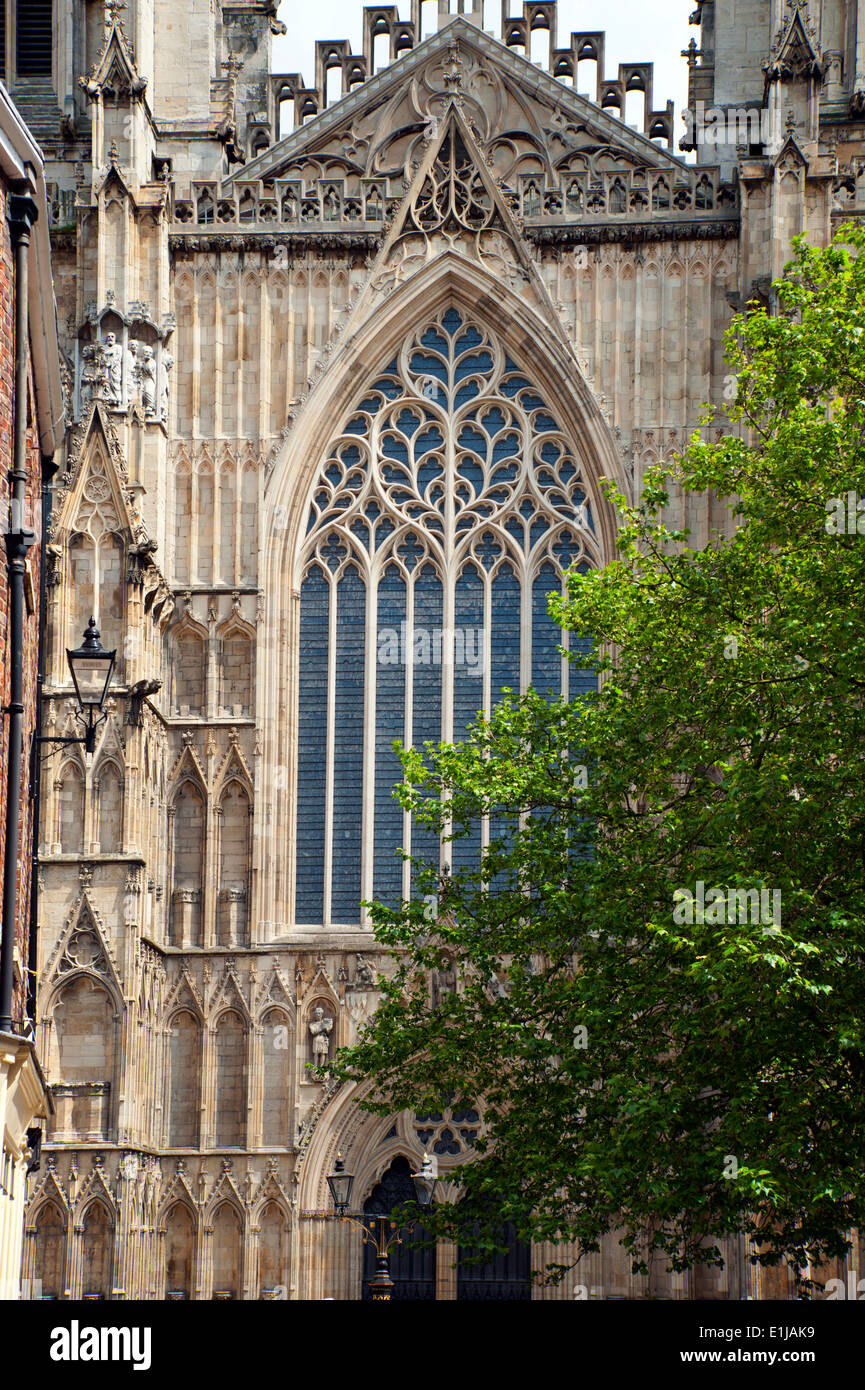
[0,177,45,1034]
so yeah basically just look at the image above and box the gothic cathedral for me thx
[21,0,862,1299]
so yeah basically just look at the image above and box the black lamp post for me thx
[326,1151,438,1301]
[47,617,116,755]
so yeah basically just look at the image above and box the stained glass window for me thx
[295,309,597,925]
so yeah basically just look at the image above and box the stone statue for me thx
[308,1006,333,1067]
[139,345,157,414]
[80,342,109,408]
[355,953,375,986]
[103,331,123,405]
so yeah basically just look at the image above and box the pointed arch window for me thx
[294,308,597,927]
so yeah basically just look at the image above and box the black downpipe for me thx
[26,457,55,1027]
[0,186,38,1034]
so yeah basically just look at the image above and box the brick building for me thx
[0,78,63,1297]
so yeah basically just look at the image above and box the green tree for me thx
[331,227,865,1287]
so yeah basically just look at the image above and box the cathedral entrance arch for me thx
[361,1156,436,1301]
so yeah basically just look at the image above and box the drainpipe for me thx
[26,453,55,1027]
[0,179,39,1034]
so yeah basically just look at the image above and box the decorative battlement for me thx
[172,164,738,235]
[268,1,676,148]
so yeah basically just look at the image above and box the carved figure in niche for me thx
[354,953,375,986]
[432,961,456,1008]
[80,342,109,408]
[160,350,174,420]
[138,345,157,414]
[308,1006,333,1068]
[103,332,124,405]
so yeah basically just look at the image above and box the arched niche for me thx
[163,1201,196,1299]
[212,1010,247,1148]
[260,1006,291,1146]
[211,1202,242,1299]
[166,1009,201,1148]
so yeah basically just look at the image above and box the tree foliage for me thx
[331,227,865,1285]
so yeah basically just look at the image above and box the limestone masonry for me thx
[15,0,865,1299]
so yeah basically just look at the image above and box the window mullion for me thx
[322,568,337,927]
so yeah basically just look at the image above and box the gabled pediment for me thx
[228,17,685,193]
[764,3,826,86]
[81,22,147,102]
[51,405,140,546]
[164,965,205,1020]
[335,101,567,339]
[43,892,124,1001]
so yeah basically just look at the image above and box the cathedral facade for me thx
[16,0,864,1298]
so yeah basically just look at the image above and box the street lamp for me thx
[411,1153,437,1211]
[326,1151,439,1301]
[43,617,116,755]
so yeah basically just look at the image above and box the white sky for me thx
[274,1,692,142]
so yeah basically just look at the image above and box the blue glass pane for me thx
[411,567,442,883]
[532,564,562,698]
[570,633,596,696]
[374,568,407,908]
[489,565,522,876]
[332,566,365,922]
[491,565,521,703]
[296,566,329,923]
[452,565,484,874]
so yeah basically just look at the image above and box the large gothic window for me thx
[295,309,596,927]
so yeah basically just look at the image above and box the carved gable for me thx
[228,20,685,196]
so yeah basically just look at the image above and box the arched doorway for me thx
[362,1157,435,1300]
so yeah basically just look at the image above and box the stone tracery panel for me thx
[294,306,597,927]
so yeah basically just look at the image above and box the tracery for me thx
[295,307,597,926]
